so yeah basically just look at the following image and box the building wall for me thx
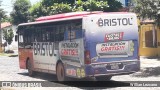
[139,23,160,57]
[157,27,160,57]
[10,25,18,50]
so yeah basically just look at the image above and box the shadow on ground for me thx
[18,72,129,89]
[8,55,18,57]
[142,56,160,61]
[132,67,160,77]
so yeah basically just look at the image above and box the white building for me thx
[0,22,18,52]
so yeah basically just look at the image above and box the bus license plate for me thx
[110,64,119,70]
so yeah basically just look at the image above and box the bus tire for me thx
[56,62,67,81]
[27,60,35,77]
[95,76,112,81]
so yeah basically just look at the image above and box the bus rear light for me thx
[85,50,91,64]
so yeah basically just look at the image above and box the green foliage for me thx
[3,28,14,45]
[72,0,84,11]
[29,1,48,21]
[105,0,122,12]
[1,16,12,23]
[132,0,160,25]
[0,1,6,21]
[49,3,72,15]
[73,0,122,12]
[83,0,109,11]
[10,0,31,25]
[28,0,123,21]
[41,0,76,6]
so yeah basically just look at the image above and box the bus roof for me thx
[18,11,134,27]
[36,11,103,21]
[18,11,103,26]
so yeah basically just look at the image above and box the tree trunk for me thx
[0,18,2,53]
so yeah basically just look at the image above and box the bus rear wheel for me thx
[27,60,35,76]
[95,76,112,81]
[56,62,67,81]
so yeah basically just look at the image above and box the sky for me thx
[117,0,125,6]
[1,0,40,15]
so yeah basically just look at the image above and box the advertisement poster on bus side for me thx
[33,42,58,71]
[96,41,134,58]
[59,39,84,62]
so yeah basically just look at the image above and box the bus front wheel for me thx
[27,60,35,76]
[56,62,67,81]
[95,76,112,81]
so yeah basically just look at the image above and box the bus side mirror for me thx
[15,35,18,41]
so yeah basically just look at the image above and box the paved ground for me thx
[0,56,160,90]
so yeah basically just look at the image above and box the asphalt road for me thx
[0,56,160,90]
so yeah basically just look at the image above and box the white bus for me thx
[17,11,140,81]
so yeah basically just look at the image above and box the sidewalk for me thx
[140,57,160,68]
[0,50,18,57]
[131,57,160,78]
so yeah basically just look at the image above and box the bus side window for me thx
[34,28,37,42]
[42,28,46,42]
[23,27,28,47]
[30,27,35,44]
[71,21,82,39]
[37,27,42,42]
[54,25,60,50]
[55,25,59,42]
[68,24,74,40]
[50,26,55,42]
[64,24,70,40]
[59,25,65,41]
[46,27,51,42]
[18,28,24,48]
[23,26,33,48]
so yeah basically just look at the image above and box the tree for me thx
[0,0,6,24]
[10,0,31,25]
[0,1,6,19]
[1,16,11,23]
[132,0,160,26]
[3,28,14,51]
[30,0,123,21]
[29,2,47,21]
[49,3,72,15]
[73,0,109,11]
[0,0,6,50]
[30,0,73,19]
[105,0,122,12]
